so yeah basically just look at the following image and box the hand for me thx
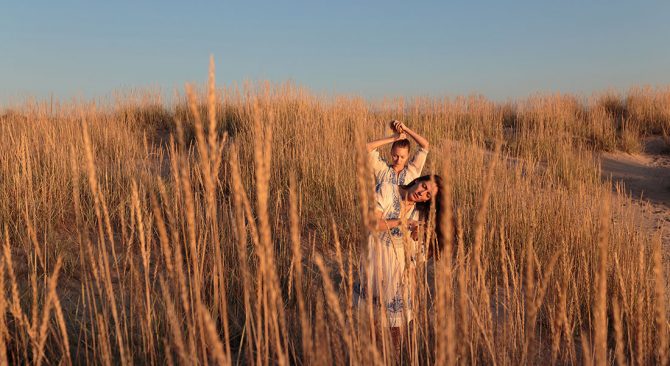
[392,120,408,134]
[395,132,408,141]
[411,228,419,241]
[409,220,421,240]
[389,120,403,133]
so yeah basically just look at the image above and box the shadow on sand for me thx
[600,143,670,209]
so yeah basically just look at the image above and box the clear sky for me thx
[2,0,669,104]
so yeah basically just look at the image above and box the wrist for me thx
[384,219,400,229]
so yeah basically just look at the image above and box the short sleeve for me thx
[368,149,389,179]
[405,148,428,182]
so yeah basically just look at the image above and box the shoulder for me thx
[414,147,429,156]
[369,149,389,169]
[408,148,429,171]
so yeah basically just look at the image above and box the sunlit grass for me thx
[1,63,669,364]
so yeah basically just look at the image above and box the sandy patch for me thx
[600,136,670,247]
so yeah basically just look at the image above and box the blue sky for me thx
[2,1,669,104]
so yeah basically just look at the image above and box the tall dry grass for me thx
[1,68,669,364]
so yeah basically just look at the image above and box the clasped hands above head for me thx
[390,120,408,134]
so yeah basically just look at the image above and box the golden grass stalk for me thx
[435,152,456,366]
[131,181,154,362]
[52,293,71,364]
[96,314,112,366]
[521,236,536,365]
[3,226,27,330]
[289,173,313,361]
[198,302,229,366]
[472,142,500,283]
[594,196,610,366]
[652,233,668,366]
[581,332,594,366]
[35,257,63,366]
[314,254,355,360]
[160,277,190,365]
[178,150,208,362]
[613,297,626,366]
[251,99,288,365]
[229,144,256,362]
[455,208,470,363]
[0,257,8,365]
[635,293,646,366]
[81,117,130,365]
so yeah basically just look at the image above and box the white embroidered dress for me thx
[369,147,429,185]
[356,183,421,327]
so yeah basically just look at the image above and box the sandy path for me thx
[600,137,670,247]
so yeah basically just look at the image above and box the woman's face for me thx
[390,146,409,170]
[407,180,438,203]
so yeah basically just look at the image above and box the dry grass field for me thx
[1,61,670,364]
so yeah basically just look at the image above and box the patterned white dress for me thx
[368,147,429,185]
[355,183,421,327]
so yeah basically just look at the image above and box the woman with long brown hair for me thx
[355,174,444,354]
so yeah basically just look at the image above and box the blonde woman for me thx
[366,120,430,185]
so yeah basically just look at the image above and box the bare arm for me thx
[373,210,418,232]
[375,218,402,231]
[366,132,407,153]
[394,121,429,150]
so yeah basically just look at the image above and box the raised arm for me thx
[393,121,429,150]
[366,132,407,152]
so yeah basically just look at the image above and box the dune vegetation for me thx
[1,60,670,364]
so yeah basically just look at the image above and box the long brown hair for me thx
[401,174,449,257]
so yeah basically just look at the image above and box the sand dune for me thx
[601,136,670,247]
